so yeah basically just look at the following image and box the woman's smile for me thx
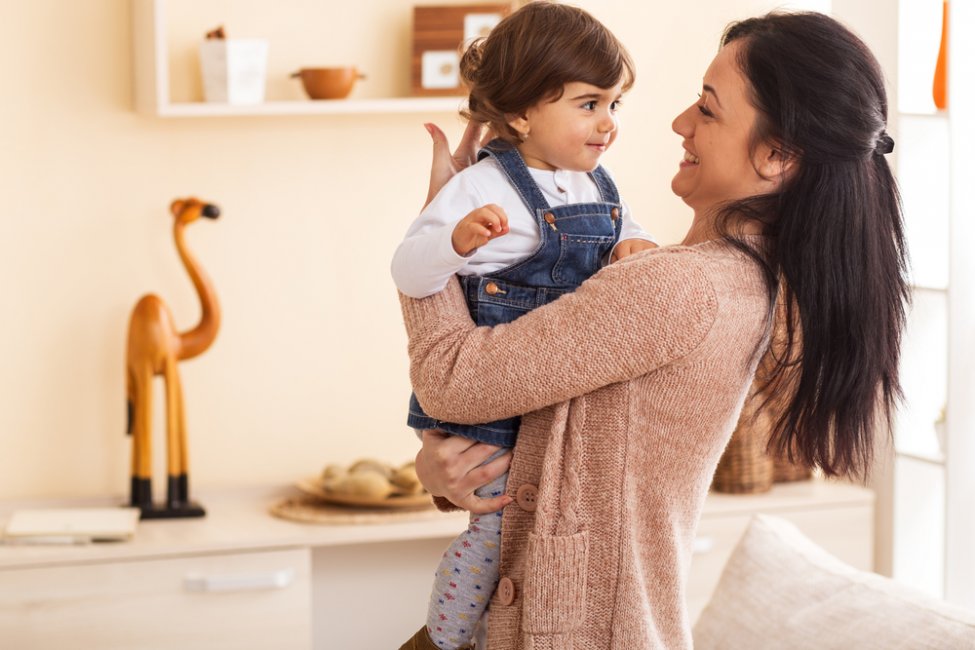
[680,149,700,167]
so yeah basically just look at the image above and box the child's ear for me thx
[507,113,530,138]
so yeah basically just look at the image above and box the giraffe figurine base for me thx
[129,476,206,519]
[136,501,206,520]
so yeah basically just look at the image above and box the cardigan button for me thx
[497,576,516,605]
[516,484,538,512]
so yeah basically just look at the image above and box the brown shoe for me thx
[398,626,440,650]
[397,626,474,650]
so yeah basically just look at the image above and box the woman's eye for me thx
[696,93,714,118]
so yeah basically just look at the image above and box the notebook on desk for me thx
[2,507,140,544]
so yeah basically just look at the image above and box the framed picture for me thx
[412,3,515,96]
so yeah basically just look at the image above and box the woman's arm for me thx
[401,247,718,423]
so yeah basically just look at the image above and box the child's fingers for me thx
[464,221,493,238]
[477,205,508,233]
[457,492,513,515]
[611,241,628,262]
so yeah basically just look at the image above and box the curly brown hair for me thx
[459,1,635,144]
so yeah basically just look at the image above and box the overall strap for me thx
[477,139,552,215]
[588,165,620,204]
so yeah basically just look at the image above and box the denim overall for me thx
[407,139,623,447]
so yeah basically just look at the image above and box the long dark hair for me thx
[459,1,635,143]
[719,12,909,479]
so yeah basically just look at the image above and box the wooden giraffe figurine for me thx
[125,198,221,518]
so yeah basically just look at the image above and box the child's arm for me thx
[450,205,509,256]
[391,172,501,299]
[391,226,469,299]
[612,200,659,262]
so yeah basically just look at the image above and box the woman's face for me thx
[671,40,780,214]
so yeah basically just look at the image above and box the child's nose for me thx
[598,113,617,132]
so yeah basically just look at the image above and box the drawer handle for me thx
[693,535,715,555]
[183,568,295,593]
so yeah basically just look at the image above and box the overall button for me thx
[497,577,516,605]
[485,282,500,296]
[611,207,620,221]
[516,484,538,512]
[544,212,558,231]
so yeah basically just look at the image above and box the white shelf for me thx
[132,0,464,117]
[896,449,946,466]
[156,96,466,117]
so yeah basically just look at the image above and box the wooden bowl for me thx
[291,67,365,100]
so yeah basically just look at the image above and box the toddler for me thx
[392,3,656,648]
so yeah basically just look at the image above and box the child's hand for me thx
[611,238,659,263]
[452,205,509,256]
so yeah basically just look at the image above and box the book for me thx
[2,507,140,544]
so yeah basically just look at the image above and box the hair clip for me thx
[874,133,894,155]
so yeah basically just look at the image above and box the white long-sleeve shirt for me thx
[391,156,654,298]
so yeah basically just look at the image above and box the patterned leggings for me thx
[425,471,507,649]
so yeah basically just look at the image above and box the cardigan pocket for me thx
[521,530,590,635]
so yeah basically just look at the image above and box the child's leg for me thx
[425,467,507,649]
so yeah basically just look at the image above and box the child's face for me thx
[510,80,624,172]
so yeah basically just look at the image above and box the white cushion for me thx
[693,514,975,649]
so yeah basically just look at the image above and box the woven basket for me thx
[714,295,815,493]
[772,452,813,482]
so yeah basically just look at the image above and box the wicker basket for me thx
[772,453,813,483]
[713,295,814,492]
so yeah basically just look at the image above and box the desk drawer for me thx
[0,548,311,650]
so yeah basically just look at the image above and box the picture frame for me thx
[411,3,515,97]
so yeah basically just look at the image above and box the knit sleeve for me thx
[399,247,718,424]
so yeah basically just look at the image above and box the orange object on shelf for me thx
[933,0,949,110]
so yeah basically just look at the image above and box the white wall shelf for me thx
[132,0,464,117]
[156,97,466,118]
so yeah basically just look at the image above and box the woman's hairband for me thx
[874,132,895,155]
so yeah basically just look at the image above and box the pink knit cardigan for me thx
[400,240,771,649]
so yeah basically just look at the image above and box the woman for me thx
[401,12,907,649]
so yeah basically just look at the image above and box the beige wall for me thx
[2,0,885,500]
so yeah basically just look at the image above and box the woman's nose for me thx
[672,104,694,136]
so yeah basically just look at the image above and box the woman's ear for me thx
[757,143,798,184]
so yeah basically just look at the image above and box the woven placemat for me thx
[269,496,442,525]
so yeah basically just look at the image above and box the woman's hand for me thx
[415,429,514,513]
[423,121,494,208]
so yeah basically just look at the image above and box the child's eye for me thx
[582,100,598,110]
[610,99,623,111]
